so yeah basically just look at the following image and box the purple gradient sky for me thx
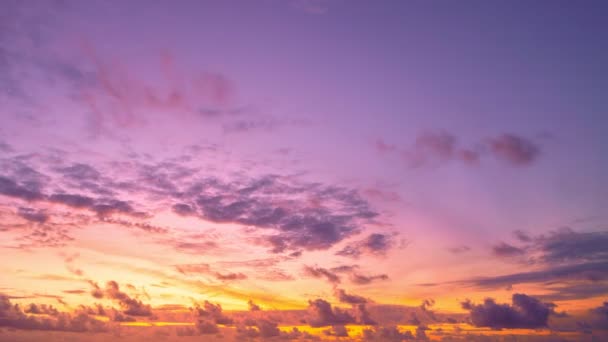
[1,0,608,340]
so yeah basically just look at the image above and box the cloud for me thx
[487,134,540,166]
[2,151,381,255]
[492,242,525,257]
[335,288,368,304]
[350,273,389,285]
[193,301,233,325]
[463,229,608,300]
[462,293,555,329]
[303,265,341,284]
[0,176,45,201]
[17,207,49,223]
[247,300,261,311]
[362,326,415,341]
[306,299,354,327]
[376,131,541,169]
[237,319,282,338]
[466,261,608,289]
[336,233,397,259]
[324,324,349,337]
[0,294,108,332]
[88,280,152,317]
[532,228,608,264]
[353,303,376,325]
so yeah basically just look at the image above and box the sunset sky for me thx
[1,1,607,341]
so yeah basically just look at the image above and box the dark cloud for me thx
[237,319,282,338]
[462,293,554,329]
[193,301,233,325]
[0,295,107,332]
[592,301,608,319]
[377,131,540,169]
[362,326,415,341]
[247,300,261,311]
[186,176,378,253]
[492,242,525,257]
[172,203,196,216]
[306,299,354,327]
[464,229,608,301]
[0,175,44,201]
[488,134,540,166]
[89,280,152,317]
[353,303,376,325]
[468,261,608,289]
[335,288,368,304]
[336,233,396,259]
[23,303,59,316]
[17,207,49,223]
[533,228,608,264]
[350,273,389,285]
[194,319,219,334]
[48,193,95,208]
[303,266,341,284]
[3,151,381,255]
[324,324,349,337]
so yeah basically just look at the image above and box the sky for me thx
[1,0,607,341]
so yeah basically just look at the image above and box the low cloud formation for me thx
[247,300,261,311]
[88,280,152,317]
[192,301,234,325]
[306,299,355,327]
[362,326,416,341]
[306,299,375,327]
[0,295,107,332]
[462,293,554,329]
[376,131,541,168]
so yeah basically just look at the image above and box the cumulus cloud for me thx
[461,293,555,329]
[362,326,415,341]
[192,301,233,325]
[247,300,261,311]
[306,299,355,327]
[88,280,152,317]
[0,295,107,332]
